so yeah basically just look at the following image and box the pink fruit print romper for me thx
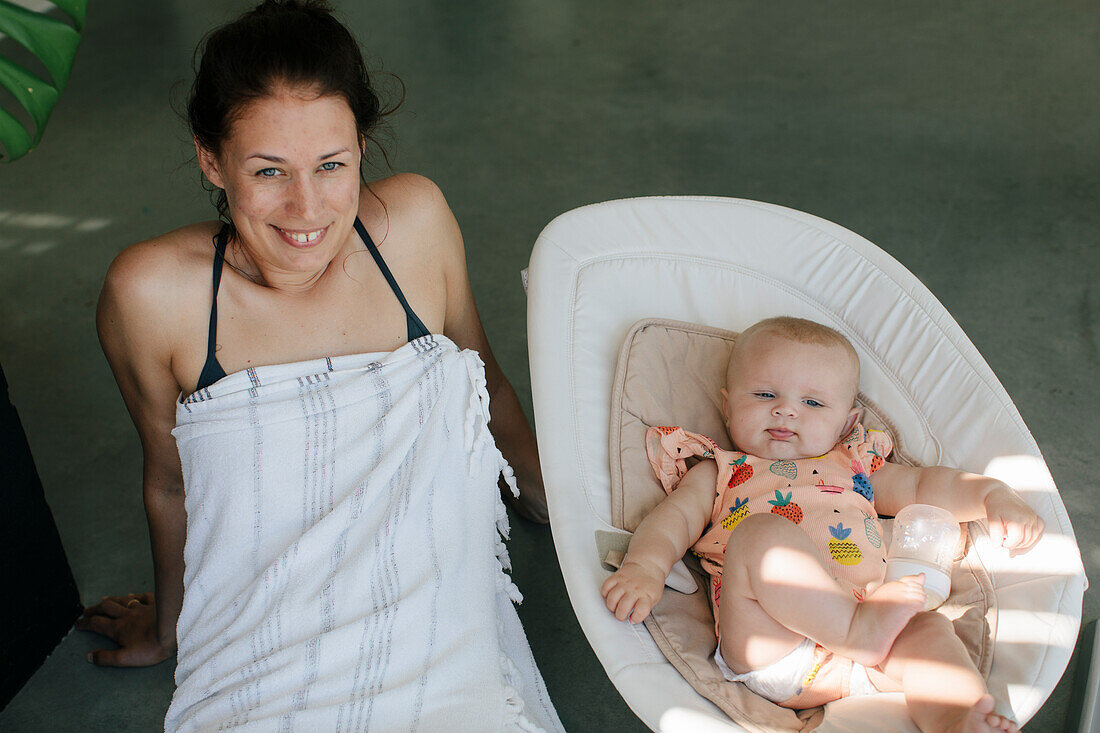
[645,423,893,625]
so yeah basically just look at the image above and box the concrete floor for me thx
[1,1,1097,731]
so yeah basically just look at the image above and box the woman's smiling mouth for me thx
[274,225,328,247]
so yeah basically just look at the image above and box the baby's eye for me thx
[319,161,342,172]
[804,399,824,408]
[754,392,775,400]
[256,167,280,178]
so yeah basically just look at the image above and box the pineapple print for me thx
[728,456,753,488]
[768,490,803,524]
[721,497,750,530]
[868,444,884,473]
[828,523,863,565]
[850,459,873,502]
[769,459,797,479]
[864,516,882,548]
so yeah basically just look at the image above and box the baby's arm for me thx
[873,463,1044,555]
[601,460,717,623]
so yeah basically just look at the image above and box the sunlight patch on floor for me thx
[0,211,113,254]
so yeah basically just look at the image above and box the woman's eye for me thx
[319,161,342,172]
[256,168,279,178]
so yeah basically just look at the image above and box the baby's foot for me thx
[944,694,1020,733]
[841,574,925,666]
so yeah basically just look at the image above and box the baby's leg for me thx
[880,612,1019,733]
[719,513,925,672]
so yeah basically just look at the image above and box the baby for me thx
[601,317,1043,733]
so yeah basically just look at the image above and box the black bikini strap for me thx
[353,217,430,341]
[195,225,230,391]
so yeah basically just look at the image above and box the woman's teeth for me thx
[279,227,323,243]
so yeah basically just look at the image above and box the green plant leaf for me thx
[0,0,84,162]
[0,55,59,144]
[48,0,86,31]
[0,105,32,159]
[0,0,82,90]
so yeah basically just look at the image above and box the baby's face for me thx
[723,333,860,460]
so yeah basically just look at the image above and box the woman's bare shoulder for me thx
[100,222,220,341]
[103,223,219,299]
[359,173,460,252]
[363,172,448,212]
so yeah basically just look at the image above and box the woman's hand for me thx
[75,592,176,667]
[601,560,666,624]
[984,485,1045,556]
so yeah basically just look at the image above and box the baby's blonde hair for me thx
[728,317,860,401]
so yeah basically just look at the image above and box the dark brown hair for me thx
[187,0,400,230]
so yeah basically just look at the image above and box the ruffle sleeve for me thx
[644,426,720,494]
[840,423,894,475]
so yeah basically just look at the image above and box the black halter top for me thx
[194,217,430,392]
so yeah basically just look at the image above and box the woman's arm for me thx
[419,179,547,523]
[76,246,189,666]
[873,462,1044,554]
[601,461,717,623]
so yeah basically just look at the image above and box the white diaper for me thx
[715,637,877,704]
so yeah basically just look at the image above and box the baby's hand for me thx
[601,560,666,624]
[984,485,1044,555]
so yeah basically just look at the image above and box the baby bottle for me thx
[883,504,960,611]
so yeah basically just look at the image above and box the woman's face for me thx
[198,85,362,280]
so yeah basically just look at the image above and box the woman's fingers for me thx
[87,647,127,667]
[100,598,130,618]
[74,613,116,638]
[83,595,136,618]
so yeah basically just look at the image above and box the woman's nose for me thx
[287,176,321,219]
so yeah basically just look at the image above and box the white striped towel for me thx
[167,335,563,732]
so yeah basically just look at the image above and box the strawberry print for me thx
[868,444,884,473]
[852,474,873,502]
[728,456,753,488]
[850,459,873,502]
[654,426,679,435]
[768,490,803,524]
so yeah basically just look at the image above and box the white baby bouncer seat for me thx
[525,196,1085,731]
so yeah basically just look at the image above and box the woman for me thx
[77,2,559,730]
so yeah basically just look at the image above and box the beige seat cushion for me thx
[608,318,997,732]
